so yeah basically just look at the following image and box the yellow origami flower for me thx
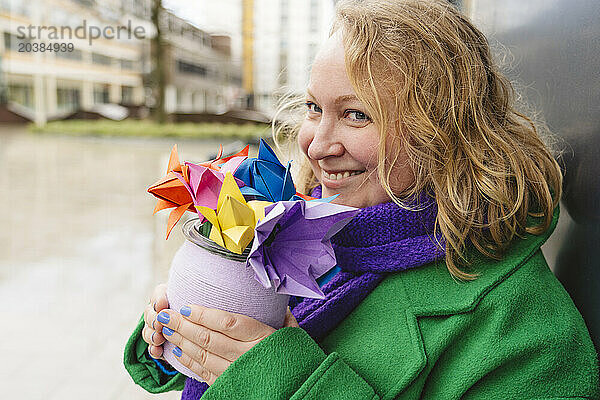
[196,172,271,254]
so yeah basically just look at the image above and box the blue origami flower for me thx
[234,139,296,202]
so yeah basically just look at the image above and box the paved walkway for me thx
[0,129,225,399]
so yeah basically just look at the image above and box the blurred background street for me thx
[0,126,230,399]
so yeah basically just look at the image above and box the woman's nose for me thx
[307,119,344,160]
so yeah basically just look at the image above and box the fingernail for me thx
[173,346,182,357]
[157,311,170,324]
[148,347,159,359]
[180,306,191,317]
[162,326,174,336]
[151,331,157,344]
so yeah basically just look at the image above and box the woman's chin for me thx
[323,189,361,208]
[321,186,391,209]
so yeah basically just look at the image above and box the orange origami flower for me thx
[147,145,196,239]
[148,144,251,239]
[200,144,249,171]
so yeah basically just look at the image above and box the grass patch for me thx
[29,119,271,140]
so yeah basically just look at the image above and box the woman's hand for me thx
[156,305,299,385]
[141,283,169,359]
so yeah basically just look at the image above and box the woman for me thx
[125,1,599,398]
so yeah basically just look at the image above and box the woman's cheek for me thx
[297,123,313,158]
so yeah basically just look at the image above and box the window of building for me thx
[280,0,289,29]
[57,87,80,111]
[177,60,207,77]
[134,0,149,19]
[310,0,319,33]
[93,84,110,104]
[203,34,211,47]
[4,32,30,52]
[120,59,134,70]
[92,53,113,66]
[73,0,94,8]
[1,0,30,17]
[175,87,182,111]
[56,49,83,61]
[0,0,9,12]
[121,86,134,105]
[7,84,33,108]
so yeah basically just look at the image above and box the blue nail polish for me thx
[162,326,174,336]
[173,346,182,357]
[157,311,170,324]
[180,306,191,317]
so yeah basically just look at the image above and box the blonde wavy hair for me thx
[274,0,562,280]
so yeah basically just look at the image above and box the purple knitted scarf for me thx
[181,188,445,399]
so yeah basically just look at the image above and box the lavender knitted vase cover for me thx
[181,189,445,399]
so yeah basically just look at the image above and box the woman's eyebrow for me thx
[306,89,360,105]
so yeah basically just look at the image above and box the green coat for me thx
[124,209,599,399]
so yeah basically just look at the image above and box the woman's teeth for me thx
[323,170,363,180]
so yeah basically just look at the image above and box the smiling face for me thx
[298,33,413,208]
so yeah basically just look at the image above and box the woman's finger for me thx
[160,313,250,361]
[143,305,157,329]
[148,344,164,359]
[142,325,153,345]
[152,330,166,346]
[162,326,232,373]
[142,325,166,346]
[153,289,169,312]
[150,283,167,304]
[166,305,274,342]
[171,346,217,385]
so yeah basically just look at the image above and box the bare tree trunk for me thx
[151,0,167,123]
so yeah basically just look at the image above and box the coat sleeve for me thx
[202,327,380,399]
[122,314,187,393]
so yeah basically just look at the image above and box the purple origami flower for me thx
[247,200,358,299]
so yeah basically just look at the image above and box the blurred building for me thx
[157,0,335,116]
[0,0,150,124]
[244,0,335,114]
[0,0,242,125]
[160,10,242,114]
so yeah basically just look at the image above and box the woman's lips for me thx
[321,169,365,186]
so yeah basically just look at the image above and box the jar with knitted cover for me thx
[162,218,290,382]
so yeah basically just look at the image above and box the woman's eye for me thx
[345,110,370,122]
[305,101,322,114]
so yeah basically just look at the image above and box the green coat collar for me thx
[400,206,559,316]
[321,207,560,399]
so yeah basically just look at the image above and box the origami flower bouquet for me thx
[148,139,357,381]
